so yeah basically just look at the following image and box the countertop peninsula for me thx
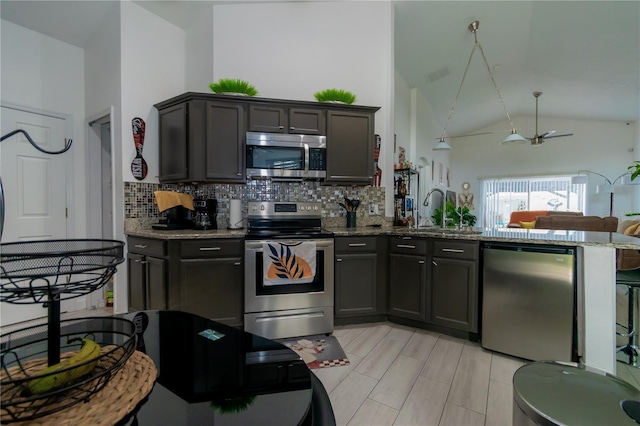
[125,223,640,250]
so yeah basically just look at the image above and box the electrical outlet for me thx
[368,203,379,215]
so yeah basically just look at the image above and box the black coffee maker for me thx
[193,199,217,230]
[152,205,193,230]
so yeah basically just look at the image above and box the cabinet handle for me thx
[336,258,343,262]
[234,262,241,266]
[290,126,295,130]
[134,244,148,249]
[397,244,416,249]
[432,260,438,266]
[199,247,221,251]
[348,243,367,247]
[442,248,464,253]
[278,125,284,129]
[419,260,425,264]
[134,259,142,263]
[140,260,148,264]
[237,173,242,176]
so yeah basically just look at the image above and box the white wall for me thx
[211,1,395,208]
[1,19,86,238]
[120,0,186,185]
[185,6,214,92]
[85,3,121,120]
[395,71,451,223]
[450,116,638,219]
[84,2,124,311]
[633,121,640,212]
[394,71,412,163]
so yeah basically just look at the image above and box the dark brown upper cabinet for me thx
[325,110,376,185]
[248,104,326,135]
[156,94,245,183]
[155,93,379,184]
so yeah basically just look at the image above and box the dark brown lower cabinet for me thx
[127,237,167,311]
[179,256,243,327]
[388,237,428,321]
[126,236,243,327]
[334,236,387,319]
[427,240,479,332]
[388,253,427,321]
[127,253,146,311]
[335,252,377,316]
[176,238,244,327]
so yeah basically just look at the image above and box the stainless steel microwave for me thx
[246,132,326,179]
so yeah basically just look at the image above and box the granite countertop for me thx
[126,227,247,239]
[328,226,640,249]
[124,220,640,249]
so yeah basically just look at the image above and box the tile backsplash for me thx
[124,181,386,228]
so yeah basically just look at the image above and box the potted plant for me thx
[313,88,356,104]
[629,160,640,181]
[431,201,477,228]
[209,78,258,96]
[627,161,640,217]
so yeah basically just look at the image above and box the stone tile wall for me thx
[124,181,387,228]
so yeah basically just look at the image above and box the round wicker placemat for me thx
[8,351,157,426]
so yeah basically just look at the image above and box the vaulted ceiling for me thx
[2,1,638,136]
[394,1,640,135]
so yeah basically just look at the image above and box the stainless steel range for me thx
[244,201,334,340]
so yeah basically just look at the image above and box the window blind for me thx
[481,175,585,229]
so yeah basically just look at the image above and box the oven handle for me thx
[255,310,325,322]
[304,143,309,174]
[245,239,334,250]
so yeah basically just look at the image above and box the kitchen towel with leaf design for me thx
[263,241,316,285]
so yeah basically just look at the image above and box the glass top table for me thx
[118,310,331,425]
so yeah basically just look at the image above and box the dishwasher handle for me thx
[483,242,574,256]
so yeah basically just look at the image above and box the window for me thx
[481,175,586,229]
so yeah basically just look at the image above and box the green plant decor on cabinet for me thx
[209,79,258,96]
[432,201,477,228]
[313,89,357,104]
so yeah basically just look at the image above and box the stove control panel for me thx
[248,201,321,218]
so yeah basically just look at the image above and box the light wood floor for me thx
[5,310,640,426]
[0,307,114,334]
[315,321,640,426]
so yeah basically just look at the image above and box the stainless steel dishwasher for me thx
[481,242,577,362]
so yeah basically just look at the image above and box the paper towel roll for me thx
[229,199,243,229]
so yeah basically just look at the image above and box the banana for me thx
[26,338,101,396]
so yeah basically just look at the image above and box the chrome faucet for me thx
[423,188,446,229]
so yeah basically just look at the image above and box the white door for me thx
[1,106,70,326]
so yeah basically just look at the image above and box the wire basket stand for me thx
[1,239,125,365]
[0,239,130,422]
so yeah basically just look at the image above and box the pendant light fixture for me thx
[434,21,525,151]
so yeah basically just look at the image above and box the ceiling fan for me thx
[507,91,574,146]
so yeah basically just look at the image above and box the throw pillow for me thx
[624,223,640,235]
[520,220,536,229]
[618,219,639,234]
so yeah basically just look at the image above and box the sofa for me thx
[617,219,640,271]
[532,215,639,270]
[507,210,584,228]
[534,215,618,232]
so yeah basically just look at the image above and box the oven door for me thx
[245,238,334,339]
[245,238,334,313]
